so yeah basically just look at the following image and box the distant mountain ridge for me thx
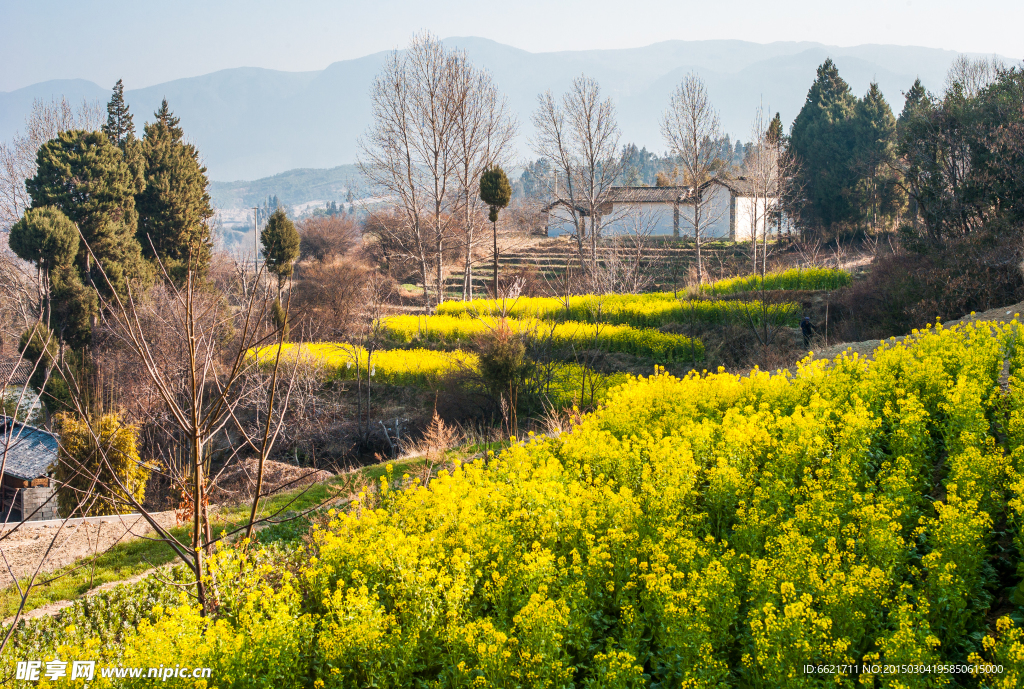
[1,38,1012,183]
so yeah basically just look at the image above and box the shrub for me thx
[55,413,152,517]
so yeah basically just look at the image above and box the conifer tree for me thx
[102,80,146,194]
[136,100,214,280]
[766,112,784,145]
[853,83,901,231]
[479,166,512,298]
[260,207,300,298]
[27,129,149,301]
[102,79,134,147]
[9,206,79,318]
[790,59,860,233]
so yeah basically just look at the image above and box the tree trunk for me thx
[492,219,499,298]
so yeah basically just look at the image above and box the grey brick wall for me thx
[20,486,57,521]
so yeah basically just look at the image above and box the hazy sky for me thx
[3,0,1022,92]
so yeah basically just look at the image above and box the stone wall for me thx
[20,485,57,521]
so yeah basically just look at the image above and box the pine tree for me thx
[766,112,784,145]
[102,80,146,195]
[27,129,149,300]
[260,207,300,298]
[136,100,214,280]
[853,83,901,231]
[102,80,134,147]
[790,59,860,233]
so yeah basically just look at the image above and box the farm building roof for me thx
[0,417,58,482]
[0,359,32,387]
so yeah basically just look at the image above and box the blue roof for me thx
[0,417,58,481]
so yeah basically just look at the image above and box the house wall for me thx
[732,196,779,242]
[545,202,679,237]
[602,202,675,236]
[679,186,732,240]
[20,485,57,521]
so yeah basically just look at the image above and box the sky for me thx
[2,0,1023,92]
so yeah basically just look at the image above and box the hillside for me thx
[2,38,1009,180]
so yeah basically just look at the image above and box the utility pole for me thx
[253,206,259,276]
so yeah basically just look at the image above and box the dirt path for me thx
[0,512,179,590]
[803,300,1024,365]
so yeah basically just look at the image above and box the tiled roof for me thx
[0,417,58,481]
[605,186,692,203]
[0,359,32,387]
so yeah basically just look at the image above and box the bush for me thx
[834,232,1024,339]
[55,413,153,517]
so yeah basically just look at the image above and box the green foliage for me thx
[479,165,512,222]
[897,68,1024,242]
[55,413,152,517]
[8,206,78,272]
[26,129,149,300]
[476,318,528,402]
[18,323,73,415]
[136,99,214,280]
[261,207,300,290]
[101,79,135,149]
[271,298,289,340]
[789,59,861,232]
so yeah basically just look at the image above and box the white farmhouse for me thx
[541,177,782,241]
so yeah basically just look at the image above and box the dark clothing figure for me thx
[801,317,816,347]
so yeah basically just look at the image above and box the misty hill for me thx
[1,38,1010,182]
[208,164,363,210]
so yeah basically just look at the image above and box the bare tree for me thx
[744,106,798,277]
[945,55,1004,99]
[450,57,518,301]
[661,73,723,284]
[531,76,622,274]
[361,33,509,310]
[0,97,103,232]
[67,246,301,612]
[360,48,432,307]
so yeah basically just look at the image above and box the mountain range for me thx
[1,37,1012,191]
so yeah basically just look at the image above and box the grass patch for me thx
[0,447,496,618]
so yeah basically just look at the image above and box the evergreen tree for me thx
[260,207,300,297]
[136,100,214,280]
[102,80,146,195]
[789,59,860,233]
[102,79,134,148]
[766,112,784,145]
[853,82,901,231]
[26,129,149,300]
[9,206,80,326]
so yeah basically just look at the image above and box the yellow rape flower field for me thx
[378,314,705,362]
[10,319,1024,687]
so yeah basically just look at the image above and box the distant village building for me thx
[541,177,782,241]
[1,358,41,418]
[1,418,59,522]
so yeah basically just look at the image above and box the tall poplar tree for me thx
[790,59,860,233]
[136,100,214,279]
